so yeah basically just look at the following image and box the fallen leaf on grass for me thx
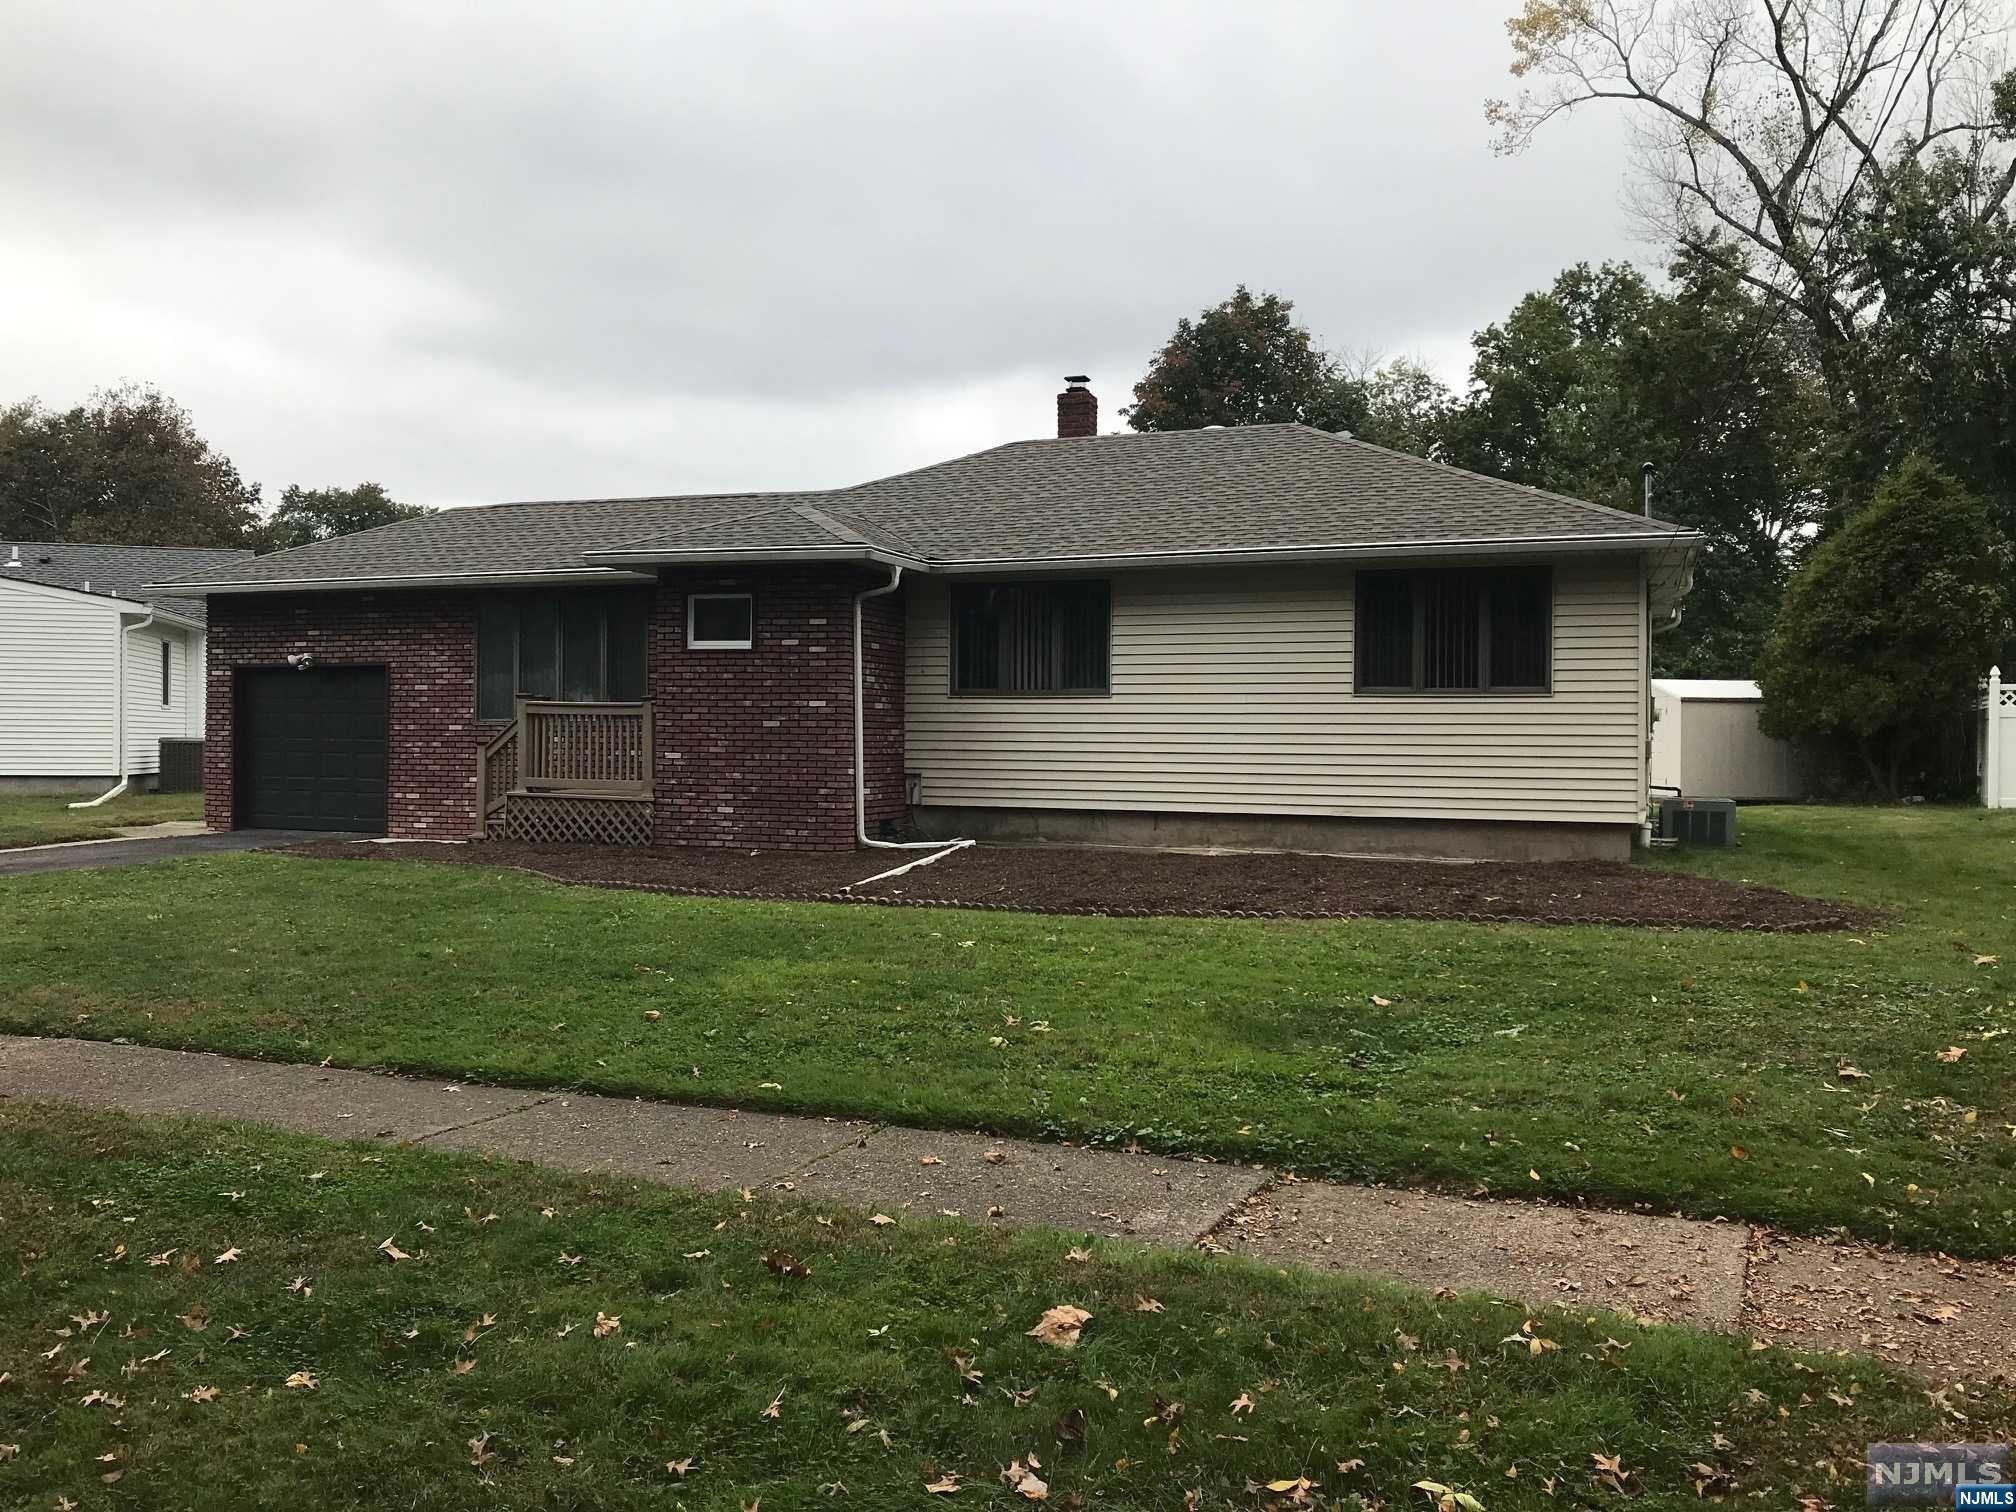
[1001,1457,1049,1500]
[762,1252,811,1279]
[762,1388,785,1419]
[870,1214,896,1226]
[1500,1323,1558,1356]
[1730,1145,1748,1160]
[377,1237,411,1263]
[468,1432,495,1467]
[284,1371,317,1390]
[919,1155,944,1167]
[666,1457,695,1477]
[184,1385,219,1404]
[1026,1305,1091,1349]
[1229,1392,1255,1416]
[925,1473,960,1495]
[593,1312,621,1339]
[1371,995,1393,1007]
[450,1358,476,1375]
[1415,1480,1485,1512]
[1135,1296,1165,1313]
[1936,1046,1968,1064]
[1065,1247,1094,1263]
[1836,1064,1870,1081]
[212,1246,242,1265]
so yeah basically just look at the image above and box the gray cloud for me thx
[1,0,1640,507]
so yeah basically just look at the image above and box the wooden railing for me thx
[475,700,650,838]
[476,722,519,834]
[518,700,652,795]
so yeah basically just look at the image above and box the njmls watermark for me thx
[1867,1444,2012,1507]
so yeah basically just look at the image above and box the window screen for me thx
[1355,568,1551,693]
[476,592,650,718]
[951,580,1110,695]
[688,594,754,649]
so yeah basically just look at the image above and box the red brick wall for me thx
[205,571,910,849]
[648,566,907,850]
[203,591,484,838]
[860,581,907,828]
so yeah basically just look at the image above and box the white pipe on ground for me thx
[853,566,967,850]
[70,610,157,809]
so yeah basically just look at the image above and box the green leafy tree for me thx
[262,482,429,552]
[1845,146,2016,532]
[1125,286,1364,433]
[1756,457,2010,798]
[1491,0,2016,479]
[1353,358,1457,457]
[1443,260,1826,676]
[0,384,263,546]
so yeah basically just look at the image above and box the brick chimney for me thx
[1056,375,1097,438]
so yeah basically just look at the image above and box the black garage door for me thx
[236,667,389,832]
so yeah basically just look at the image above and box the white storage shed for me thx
[1648,679,1809,802]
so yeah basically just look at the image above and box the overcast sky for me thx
[2,1,1640,508]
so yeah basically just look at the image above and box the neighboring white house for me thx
[0,541,252,794]
[1648,678,1810,802]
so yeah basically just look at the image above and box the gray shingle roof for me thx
[146,425,1695,593]
[2,541,253,623]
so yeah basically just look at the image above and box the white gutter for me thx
[70,609,156,809]
[852,565,972,854]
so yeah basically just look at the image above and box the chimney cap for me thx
[1063,374,1090,386]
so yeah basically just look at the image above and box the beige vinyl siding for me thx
[904,557,1648,825]
[0,578,119,775]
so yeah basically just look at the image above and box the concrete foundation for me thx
[908,805,1635,862]
[0,775,127,795]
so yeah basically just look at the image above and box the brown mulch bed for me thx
[284,838,1868,932]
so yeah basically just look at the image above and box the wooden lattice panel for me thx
[498,794,654,847]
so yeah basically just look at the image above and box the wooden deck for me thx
[477,700,653,845]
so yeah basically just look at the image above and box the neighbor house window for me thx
[477,591,649,719]
[951,580,1110,695]
[160,641,171,706]
[1354,567,1551,694]
[687,593,754,650]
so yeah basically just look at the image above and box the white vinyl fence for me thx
[1985,666,2016,807]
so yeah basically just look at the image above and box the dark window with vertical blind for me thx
[477,591,649,719]
[1354,567,1552,693]
[951,580,1110,695]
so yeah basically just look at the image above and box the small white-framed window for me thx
[687,592,754,650]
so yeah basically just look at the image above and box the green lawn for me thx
[0,790,203,849]
[0,1102,1991,1510]
[0,806,2010,1255]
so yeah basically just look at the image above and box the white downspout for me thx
[70,610,155,808]
[853,565,971,853]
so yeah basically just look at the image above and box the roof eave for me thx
[929,531,1704,574]
[138,566,661,597]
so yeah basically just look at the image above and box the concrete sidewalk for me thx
[0,1034,2008,1384]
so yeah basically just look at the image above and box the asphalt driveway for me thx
[0,830,346,876]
